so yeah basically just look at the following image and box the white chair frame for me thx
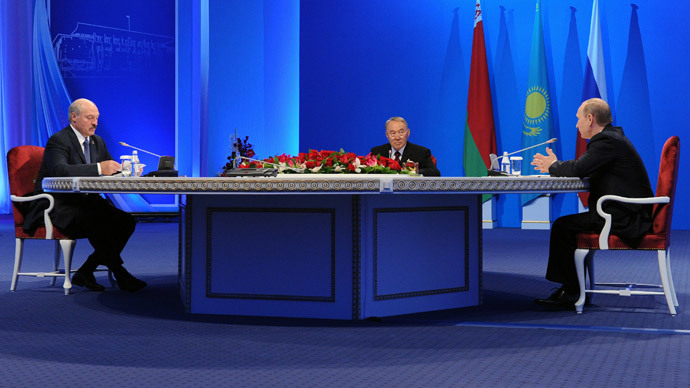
[574,194,678,315]
[10,193,114,295]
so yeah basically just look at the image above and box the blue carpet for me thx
[1,215,688,387]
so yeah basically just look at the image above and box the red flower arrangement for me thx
[239,149,418,175]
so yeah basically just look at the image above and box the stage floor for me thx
[1,216,688,386]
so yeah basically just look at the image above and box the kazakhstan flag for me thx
[521,0,554,206]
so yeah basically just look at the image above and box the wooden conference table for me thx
[43,175,587,320]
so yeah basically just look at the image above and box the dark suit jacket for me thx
[370,141,441,177]
[549,124,653,241]
[25,125,114,232]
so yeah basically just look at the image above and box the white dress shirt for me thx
[70,125,102,175]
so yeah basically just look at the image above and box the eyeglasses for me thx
[386,130,408,138]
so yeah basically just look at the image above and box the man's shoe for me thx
[535,287,578,309]
[116,273,147,292]
[72,271,105,292]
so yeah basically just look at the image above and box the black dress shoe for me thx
[535,287,578,309]
[116,273,147,292]
[72,271,105,292]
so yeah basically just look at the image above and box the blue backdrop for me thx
[2,0,688,229]
[296,0,690,228]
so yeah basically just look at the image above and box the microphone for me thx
[119,141,162,158]
[498,138,557,159]
[489,138,557,171]
[237,156,305,173]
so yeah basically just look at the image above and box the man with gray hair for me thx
[370,116,441,176]
[28,98,147,292]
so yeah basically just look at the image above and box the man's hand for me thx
[100,160,121,176]
[531,147,558,173]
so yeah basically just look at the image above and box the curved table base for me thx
[179,193,481,319]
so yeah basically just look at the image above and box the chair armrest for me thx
[596,195,670,250]
[10,193,57,239]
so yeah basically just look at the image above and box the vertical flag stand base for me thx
[521,194,551,230]
[482,197,497,229]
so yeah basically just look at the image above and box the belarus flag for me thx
[463,0,496,203]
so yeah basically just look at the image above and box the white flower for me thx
[353,158,362,173]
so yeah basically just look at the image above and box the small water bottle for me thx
[500,151,510,174]
[131,150,140,176]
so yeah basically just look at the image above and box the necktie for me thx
[83,138,91,163]
[394,151,401,163]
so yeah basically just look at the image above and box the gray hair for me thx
[385,116,408,130]
[68,98,94,121]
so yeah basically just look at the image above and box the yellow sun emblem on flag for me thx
[523,86,550,137]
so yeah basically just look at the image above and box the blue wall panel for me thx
[207,0,299,176]
[299,0,690,229]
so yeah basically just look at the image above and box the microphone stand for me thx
[494,138,557,161]
[119,142,162,158]
[489,138,557,173]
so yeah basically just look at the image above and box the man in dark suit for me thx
[531,98,653,308]
[32,98,146,292]
[370,117,441,177]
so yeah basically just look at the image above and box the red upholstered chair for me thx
[7,145,113,294]
[573,136,680,315]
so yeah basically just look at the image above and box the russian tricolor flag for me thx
[577,0,607,206]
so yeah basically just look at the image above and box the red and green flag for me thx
[463,0,497,202]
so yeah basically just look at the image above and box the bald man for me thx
[30,98,146,292]
[531,98,653,309]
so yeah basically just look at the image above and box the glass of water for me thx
[509,156,522,176]
[120,155,132,177]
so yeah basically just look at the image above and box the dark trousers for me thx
[546,212,602,293]
[61,196,136,275]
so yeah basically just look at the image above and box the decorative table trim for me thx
[43,176,587,194]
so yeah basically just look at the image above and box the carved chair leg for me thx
[657,249,677,315]
[663,247,678,307]
[51,240,61,286]
[11,238,24,291]
[584,250,596,305]
[59,240,77,295]
[574,249,590,314]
